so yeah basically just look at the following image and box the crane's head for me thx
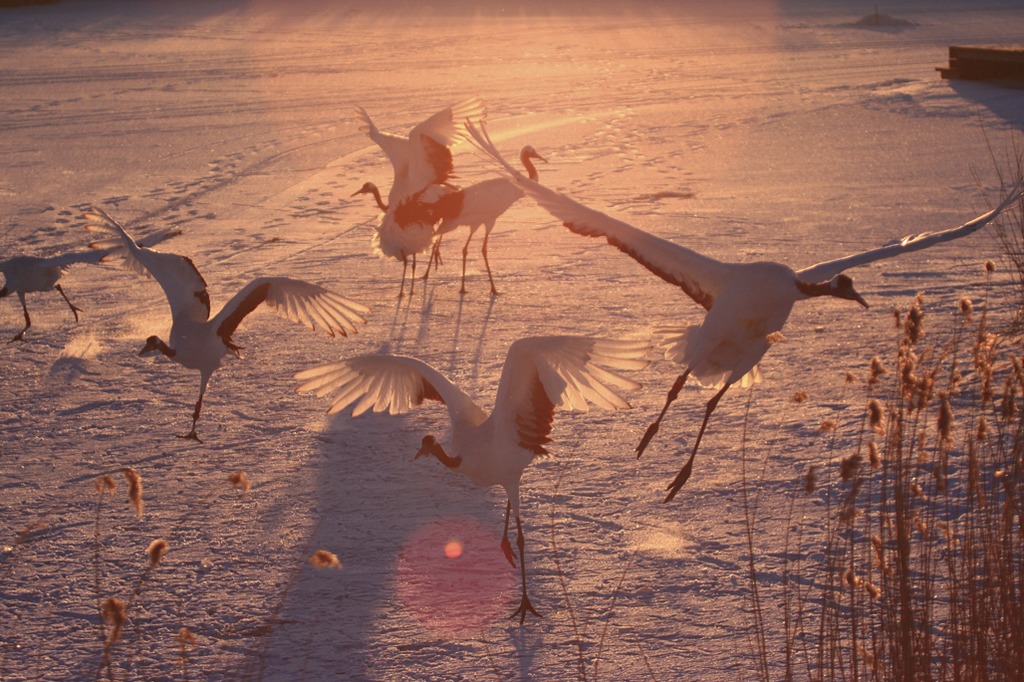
[139,335,175,358]
[415,435,437,459]
[415,434,461,469]
[831,274,868,308]
[521,145,547,164]
[352,182,387,213]
[520,146,547,182]
[796,274,868,308]
[351,182,378,197]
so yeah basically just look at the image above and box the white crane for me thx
[84,207,370,443]
[372,185,454,297]
[1,226,179,342]
[356,146,547,295]
[352,180,450,296]
[468,119,1023,502]
[294,335,650,622]
[426,145,547,295]
[357,98,486,298]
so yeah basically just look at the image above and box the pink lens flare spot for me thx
[444,539,463,559]
[396,517,515,638]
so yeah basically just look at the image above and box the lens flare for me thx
[396,517,514,638]
[444,539,463,559]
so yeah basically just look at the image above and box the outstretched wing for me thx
[211,277,369,345]
[88,226,182,260]
[360,98,486,212]
[797,177,1023,283]
[397,98,484,203]
[491,336,650,456]
[84,207,210,321]
[37,249,107,271]
[467,120,730,311]
[294,354,485,426]
[409,96,486,150]
[356,105,409,180]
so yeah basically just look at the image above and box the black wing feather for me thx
[514,371,556,456]
[216,281,270,347]
[566,221,715,311]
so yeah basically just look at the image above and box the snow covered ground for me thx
[2,1,1023,679]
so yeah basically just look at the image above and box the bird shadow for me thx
[255,412,515,679]
[448,293,497,380]
[385,276,499,376]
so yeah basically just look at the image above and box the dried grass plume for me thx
[310,549,342,569]
[94,474,116,496]
[101,597,127,649]
[146,538,169,568]
[122,467,143,518]
[228,471,251,493]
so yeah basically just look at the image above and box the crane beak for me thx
[831,275,868,309]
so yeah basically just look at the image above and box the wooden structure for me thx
[938,46,1024,84]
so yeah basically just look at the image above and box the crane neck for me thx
[794,279,833,299]
[520,148,544,181]
[140,335,176,358]
[795,274,868,308]
[522,157,538,181]
[369,185,387,212]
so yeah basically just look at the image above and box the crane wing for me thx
[467,120,730,311]
[408,96,486,149]
[360,98,486,212]
[356,105,408,180]
[88,226,182,261]
[84,207,211,321]
[294,354,484,425]
[37,249,107,271]
[211,277,368,346]
[491,336,649,456]
[797,176,1023,283]
[2,232,181,274]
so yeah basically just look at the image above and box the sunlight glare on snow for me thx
[58,332,102,361]
[633,521,695,559]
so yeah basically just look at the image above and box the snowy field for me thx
[2,1,1024,679]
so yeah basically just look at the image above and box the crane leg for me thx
[460,231,474,295]
[178,393,205,444]
[422,236,443,281]
[500,500,517,568]
[509,514,541,624]
[664,382,731,503]
[398,256,409,299]
[482,228,498,296]
[55,284,83,322]
[8,294,30,343]
[636,369,692,458]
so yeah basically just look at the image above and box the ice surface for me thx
[2,1,1023,679]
